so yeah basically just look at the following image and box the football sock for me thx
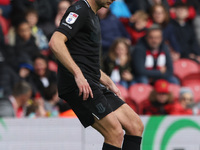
[122,135,142,150]
[102,142,121,150]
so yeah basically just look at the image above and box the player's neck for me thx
[87,0,100,14]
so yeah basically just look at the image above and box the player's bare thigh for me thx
[92,112,124,147]
[114,103,144,136]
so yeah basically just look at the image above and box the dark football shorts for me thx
[59,79,125,128]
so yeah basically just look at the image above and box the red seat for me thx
[116,84,129,101]
[128,84,153,114]
[182,73,200,86]
[48,60,58,73]
[127,84,153,112]
[173,59,200,84]
[168,83,181,100]
[184,82,200,102]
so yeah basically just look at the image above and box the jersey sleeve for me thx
[56,4,88,40]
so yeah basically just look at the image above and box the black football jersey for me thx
[56,0,101,94]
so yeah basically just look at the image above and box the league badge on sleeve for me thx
[66,12,79,24]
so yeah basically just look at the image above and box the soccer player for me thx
[49,0,144,149]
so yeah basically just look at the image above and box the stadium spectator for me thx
[109,0,131,18]
[0,81,32,118]
[18,61,34,81]
[168,0,196,20]
[31,55,57,97]
[11,0,55,25]
[26,92,47,118]
[11,0,58,40]
[120,10,150,46]
[26,83,60,118]
[102,38,135,89]
[191,1,200,45]
[14,20,40,62]
[0,61,19,97]
[124,0,169,14]
[131,24,179,84]
[150,4,181,59]
[171,2,200,63]
[179,88,194,110]
[26,101,42,118]
[0,37,20,97]
[0,24,4,46]
[97,7,131,56]
[17,59,38,96]
[55,0,72,28]
[25,9,49,51]
[142,79,175,115]
[43,83,59,117]
[171,87,200,115]
[0,0,11,19]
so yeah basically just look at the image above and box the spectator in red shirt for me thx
[121,11,150,46]
[142,79,175,115]
[171,87,200,115]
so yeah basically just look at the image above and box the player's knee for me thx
[105,125,124,145]
[127,116,144,136]
[135,117,144,136]
[115,128,124,141]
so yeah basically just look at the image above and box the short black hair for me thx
[43,83,57,101]
[33,54,48,63]
[15,19,29,30]
[173,2,189,9]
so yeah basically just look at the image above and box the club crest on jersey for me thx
[65,12,79,24]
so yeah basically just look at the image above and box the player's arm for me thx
[49,31,93,100]
[100,70,121,98]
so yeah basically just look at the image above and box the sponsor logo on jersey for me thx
[65,12,79,24]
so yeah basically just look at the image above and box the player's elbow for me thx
[49,36,58,53]
[49,32,67,54]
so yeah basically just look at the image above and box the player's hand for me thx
[74,73,93,100]
[107,83,122,99]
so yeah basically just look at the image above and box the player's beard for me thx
[95,0,110,9]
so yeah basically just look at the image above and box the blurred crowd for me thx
[0,0,200,118]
